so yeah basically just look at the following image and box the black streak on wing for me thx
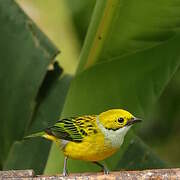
[44,118,83,143]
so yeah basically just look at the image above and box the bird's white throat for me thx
[96,116,131,148]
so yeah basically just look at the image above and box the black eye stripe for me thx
[118,117,124,123]
[105,127,119,131]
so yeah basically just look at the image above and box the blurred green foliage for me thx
[0,0,180,175]
[139,67,180,166]
[66,0,96,44]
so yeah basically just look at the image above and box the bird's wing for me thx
[45,115,97,143]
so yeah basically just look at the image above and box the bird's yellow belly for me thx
[63,134,117,161]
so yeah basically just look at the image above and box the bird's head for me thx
[98,109,141,130]
[97,109,142,147]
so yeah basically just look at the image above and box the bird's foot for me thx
[93,161,109,175]
[103,166,109,175]
[62,169,68,176]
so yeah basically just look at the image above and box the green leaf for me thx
[63,35,180,116]
[66,0,96,44]
[98,0,180,63]
[29,75,72,133]
[4,75,72,174]
[45,0,180,174]
[3,139,51,174]
[0,0,58,168]
[138,68,180,165]
[77,0,180,72]
[114,134,167,170]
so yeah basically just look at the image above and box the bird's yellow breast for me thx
[63,131,117,162]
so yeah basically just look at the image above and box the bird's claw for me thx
[63,169,68,176]
[103,167,109,175]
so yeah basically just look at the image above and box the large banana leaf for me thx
[4,75,72,174]
[0,0,58,168]
[77,0,180,71]
[45,0,180,174]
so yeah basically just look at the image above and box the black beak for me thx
[126,117,142,126]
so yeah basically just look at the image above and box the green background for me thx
[0,0,179,175]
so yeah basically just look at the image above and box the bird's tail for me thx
[24,131,45,139]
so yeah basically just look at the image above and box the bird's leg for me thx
[63,156,68,176]
[93,161,109,174]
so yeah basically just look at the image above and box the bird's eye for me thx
[118,117,124,123]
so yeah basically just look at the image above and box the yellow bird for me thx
[26,109,141,176]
